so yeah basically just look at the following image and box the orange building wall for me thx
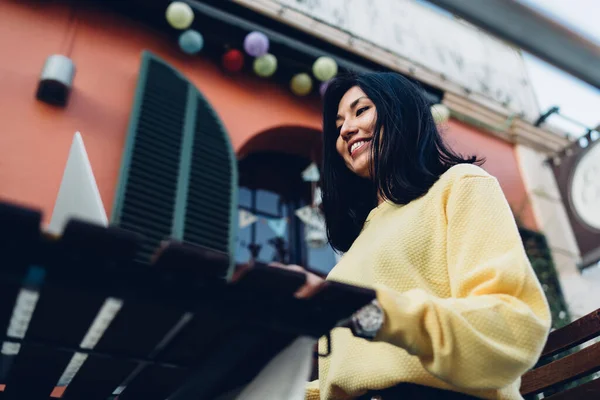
[445,120,537,228]
[0,0,536,229]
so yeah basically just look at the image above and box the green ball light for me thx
[312,56,338,82]
[253,54,277,78]
[166,2,194,30]
[290,73,313,96]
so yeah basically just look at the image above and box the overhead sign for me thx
[552,133,600,269]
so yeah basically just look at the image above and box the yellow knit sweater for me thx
[306,164,551,400]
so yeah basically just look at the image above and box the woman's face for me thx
[335,86,377,179]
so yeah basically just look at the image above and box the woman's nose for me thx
[340,122,358,140]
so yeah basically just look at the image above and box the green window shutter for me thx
[183,95,238,260]
[112,51,238,279]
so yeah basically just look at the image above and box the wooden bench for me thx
[521,308,600,399]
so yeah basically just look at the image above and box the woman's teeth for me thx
[351,140,367,153]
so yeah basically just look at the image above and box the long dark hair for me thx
[322,72,482,252]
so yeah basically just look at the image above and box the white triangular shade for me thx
[313,186,322,206]
[47,132,108,235]
[266,218,288,237]
[301,163,320,182]
[294,205,313,225]
[294,205,325,230]
[236,337,316,400]
[239,209,258,229]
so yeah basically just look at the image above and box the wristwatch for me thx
[350,299,385,340]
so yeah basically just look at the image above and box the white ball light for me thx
[431,104,451,124]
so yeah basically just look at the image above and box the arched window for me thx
[235,152,337,274]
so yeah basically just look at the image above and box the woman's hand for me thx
[269,262,327,299]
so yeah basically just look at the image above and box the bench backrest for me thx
[520,309,600,399]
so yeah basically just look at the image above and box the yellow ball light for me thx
[431,104,451,124]
[290,73,313,96]
[166,2,194,30]
[253,54,277,78]
[312,56,338,82]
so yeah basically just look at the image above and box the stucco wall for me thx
[0,0,535,231]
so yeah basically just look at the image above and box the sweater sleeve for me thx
[373,174,551,390]
[305,380,320,400]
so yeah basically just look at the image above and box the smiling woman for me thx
[292,72,553,400]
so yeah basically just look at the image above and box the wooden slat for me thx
[157,265,303,367]
[61,356,136,399]
[0,284,21,339]
[117,364,187,400]
[152,241,229,284]
[541,309,600,358]
[2,345,72,399]
[0,201,42,288]
[159,312,235,366]
[93,301,184,359]
[60,220,140,269]
[213,331,296,396]
[0,202,42,247]
[546,377,600,400]
[167,328,275,400]
[25,286,106,347]
[521,341,600,395]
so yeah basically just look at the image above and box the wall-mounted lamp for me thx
[36,55,76,107]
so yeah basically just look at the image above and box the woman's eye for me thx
[356,106,369,116]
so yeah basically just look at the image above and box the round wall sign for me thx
[570,140,600,230]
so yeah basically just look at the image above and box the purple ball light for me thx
[243,31,269,57]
